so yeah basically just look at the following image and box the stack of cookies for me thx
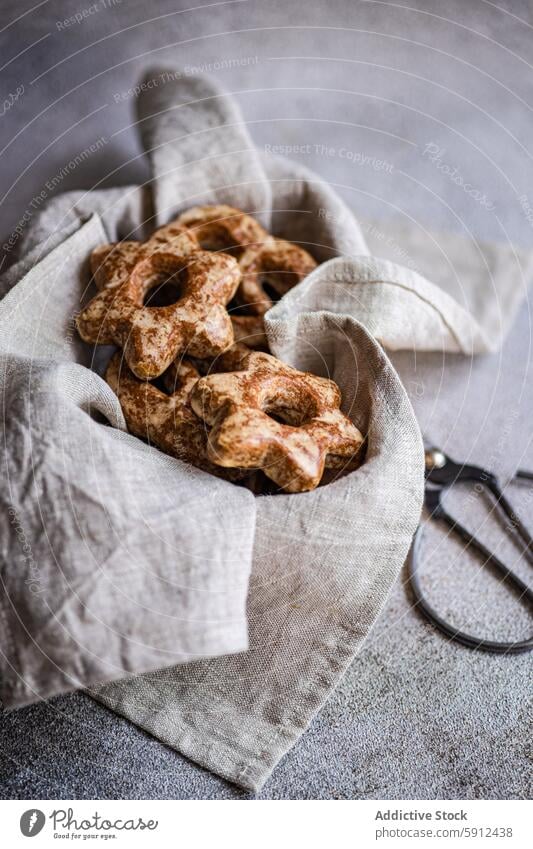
[76,205,364,493]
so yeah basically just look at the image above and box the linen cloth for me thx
[1,70,531,791]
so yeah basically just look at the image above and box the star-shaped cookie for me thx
[176,204,267,254]
[190,347,364,492]
[77,221,241,379]
[105,352,244,480]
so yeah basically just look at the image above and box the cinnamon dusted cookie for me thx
[77,222,240,379]
[177,204,267,254]
[236,237,317,316]
[177,206,316,346]
[190,347,364,492]
[105,352,245,480]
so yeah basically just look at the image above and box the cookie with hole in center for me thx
[105,352,245,480]
[77,222,241,379]
[236,237,317,316]
[190,347,364,492]
[177,204,267,254]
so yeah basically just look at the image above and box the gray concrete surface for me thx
[1,0,532,799]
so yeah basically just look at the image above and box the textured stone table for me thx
[0,0,531,799]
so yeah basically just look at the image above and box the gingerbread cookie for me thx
[77,223,241,379]
[105,352,244,480]
[190,347,364,492]
[177,204,267,254]
[236,237,317,316]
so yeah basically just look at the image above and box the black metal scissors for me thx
[407,448,533,654]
